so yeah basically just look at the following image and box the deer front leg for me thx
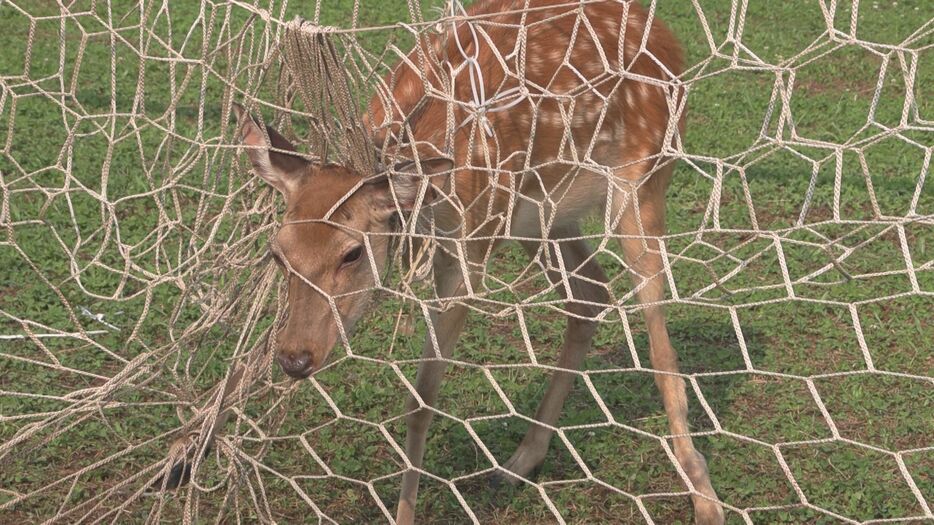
[396,252,471,525]
[496,227,609,484]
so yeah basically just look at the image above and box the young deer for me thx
[233,0,723,522]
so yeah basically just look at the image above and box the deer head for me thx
[232,103,451,379]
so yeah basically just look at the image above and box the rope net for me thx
[1,0,931,523]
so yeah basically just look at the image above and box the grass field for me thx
[1,0,932,523]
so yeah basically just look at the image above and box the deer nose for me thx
[277,352,314,379]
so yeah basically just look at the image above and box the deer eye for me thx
[341,245,363,267]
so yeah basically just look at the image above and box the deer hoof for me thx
[694,499,725,525]
[151,441,213,492]
[487,469,522,491]
[151,459,191,491]
[487,461,542,494]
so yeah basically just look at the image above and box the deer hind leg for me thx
[611,162,724,525]
[495,224,610,484]
[396,248,474,525]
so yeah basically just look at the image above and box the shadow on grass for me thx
[369,313,772,523]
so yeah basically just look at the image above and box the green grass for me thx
[1,0,933,523]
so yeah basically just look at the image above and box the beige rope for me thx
[0,1,931,524]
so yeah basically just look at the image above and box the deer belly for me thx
[507,170,608,238]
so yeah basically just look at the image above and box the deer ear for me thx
[368,157,453,216]
[232,102,309,198]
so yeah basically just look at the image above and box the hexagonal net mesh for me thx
[0,0,932,523]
